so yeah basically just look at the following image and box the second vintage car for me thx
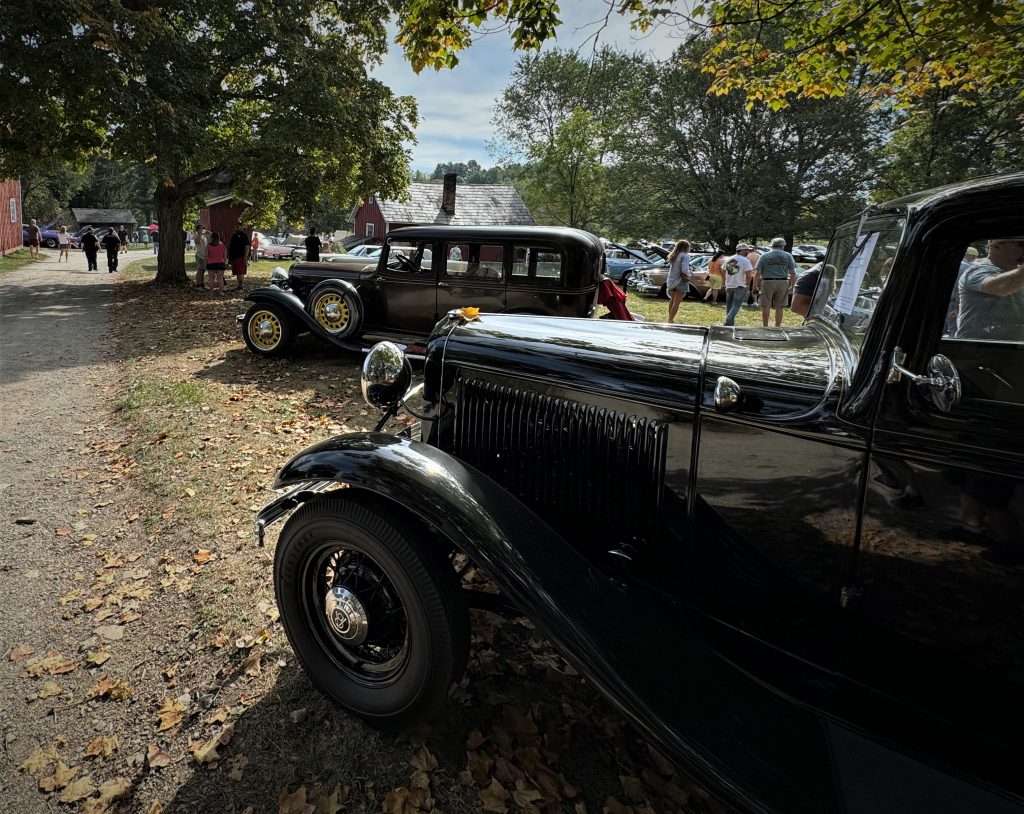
[239,225,626,356]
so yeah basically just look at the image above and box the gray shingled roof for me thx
[377,183,534,226]
[71,208,137,225]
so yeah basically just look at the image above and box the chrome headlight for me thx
[361,342,412,412]
[270,266,289,285]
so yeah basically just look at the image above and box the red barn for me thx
[352,173,534,241]
[0,178,23,256]
[199,194,252,242]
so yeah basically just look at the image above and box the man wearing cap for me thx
[753,238,797,327]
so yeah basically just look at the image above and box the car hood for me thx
[289,259,377,281]
[430,314,840,419]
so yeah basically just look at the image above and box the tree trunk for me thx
[154,184,189,285]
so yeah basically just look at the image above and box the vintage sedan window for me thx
[445,243,504,280]
[384,240,433,274]
[511,246,563,285]
[816,214,906,340]
[937,236,1024,407]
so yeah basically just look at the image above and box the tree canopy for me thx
[1,0,416,283]
[398,0,1024,109]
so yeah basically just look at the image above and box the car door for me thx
[435,240,506,317]
[365,241,438,336]
[856,211,1024,805]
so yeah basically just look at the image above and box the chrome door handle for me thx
[714,376,740,412]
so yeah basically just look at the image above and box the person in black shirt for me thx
[100,228,121,272]
[80,228,99,271]
[118,225,129,253]
[304,227,322,263]
[227,224,250,292]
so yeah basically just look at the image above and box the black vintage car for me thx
[239,225,615,356]
[257,173,1024,812]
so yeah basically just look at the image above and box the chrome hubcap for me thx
[324,303,342,322]
[324,585,369,645]
[257,318,275,338]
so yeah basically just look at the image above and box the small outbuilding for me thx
[352,173,534,239]
[69,208,138,234]
[199,193,252,242]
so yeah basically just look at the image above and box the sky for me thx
[371,1,684,173]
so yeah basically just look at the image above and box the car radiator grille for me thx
[453,377,668,546]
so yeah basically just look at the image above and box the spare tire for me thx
[307,282,363,340]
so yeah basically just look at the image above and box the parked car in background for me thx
[239,225,632,357]
[261,240,298,260]
[793,244,828,263]
[260,171,1024,813]
[23,224,62,249]
[604,242,664,286]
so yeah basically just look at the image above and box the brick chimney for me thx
[441,172,457,215]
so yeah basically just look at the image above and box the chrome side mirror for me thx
[890,350,961,413]
[361,342,412,412]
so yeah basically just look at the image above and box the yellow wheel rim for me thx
[247,309,282,351]
[313,292,350,334]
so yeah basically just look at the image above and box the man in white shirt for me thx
[194,228,210,289]
[722,250,754,326]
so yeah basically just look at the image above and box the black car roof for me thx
[387,225,605,256]
[872,170,1024,213]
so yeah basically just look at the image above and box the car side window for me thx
[511,245,563,286]
[937,236,1024,407]
[384,241,433,274]
[445,243,504,280]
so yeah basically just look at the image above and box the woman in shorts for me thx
[205,232,227,292]
[57,226,71,262]
[666,240,691,323]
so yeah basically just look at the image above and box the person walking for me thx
[118,225,129,254]
[665,240,692,323]
[304,227,322,263]
[151,228,160,254]
[100,228,121,273]
[80,228,99,271]
[205,232,227,292]
[753,238,798,327]
[57,226,71,262]
[722,248,754,327]
[703,250,725,304]
[25,219,41,259]
[228,223,249,292]
[194,227,209,289]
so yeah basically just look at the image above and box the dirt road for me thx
[0,248,195,812]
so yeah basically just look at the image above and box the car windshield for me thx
[813,212,906,343]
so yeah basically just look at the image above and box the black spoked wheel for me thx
[275,496,468,730]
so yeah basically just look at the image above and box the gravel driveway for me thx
[0,248,193,811]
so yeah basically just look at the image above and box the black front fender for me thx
[268,433,775,812]
[244,287,362,352]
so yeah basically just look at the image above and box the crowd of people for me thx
[191,222,251,293]
[665,238,802,327]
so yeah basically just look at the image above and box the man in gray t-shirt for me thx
[956,238,1024,340]
[754,238,798,327]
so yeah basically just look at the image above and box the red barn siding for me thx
[353,198,386,240]
[199,201,250,243]
[0,178,23,256]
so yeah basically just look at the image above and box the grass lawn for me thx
[626,290,804,327]
[0,248,37,276]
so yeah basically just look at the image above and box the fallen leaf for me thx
[37,681,63,700]
[278,786,315,814]
[184,488,197,497]
[156,698,184,731]
[98,776,131,801]
[146,743,172,768]
[38,760,79,792]
[58,775,96,803]
[83,597,104,612]
[193,549,213,565]
[20,744,57,775]
[512,780,544,808]
[10,643,35,662]
[241,650,262,677]
[207,707,230,724]
[210,633,231,649]
[409,744,438,773]
[85,647,111,667]
[146,801,165,814]
[90,675,133,700]
[228,754,248,781]
[480,777,510,813]
[315,785,349,814]
[466,730,487,751]
[55,527,73,536]
[83,736,119,758]
[49,657,80,675]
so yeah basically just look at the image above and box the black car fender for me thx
[244,287,362,352]
[264,432,769,812]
